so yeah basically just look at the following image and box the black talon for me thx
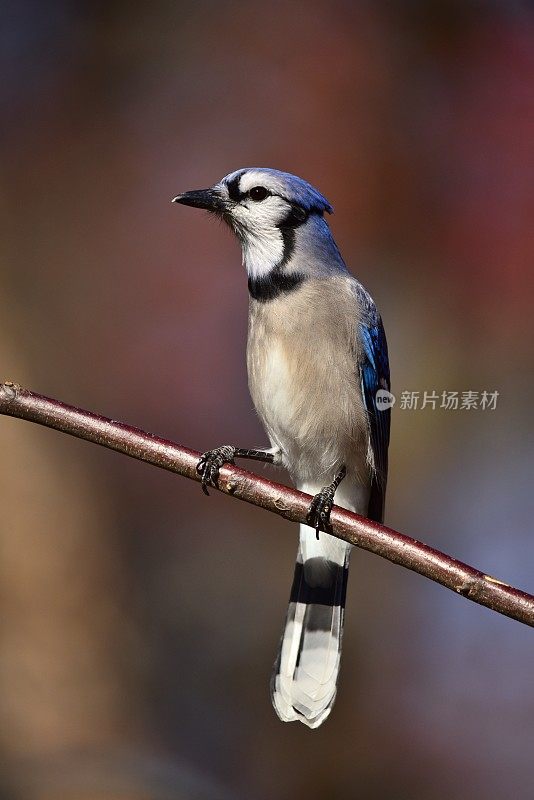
[306,466,347,539]
[306,487,335,539]
[196,445,237,495]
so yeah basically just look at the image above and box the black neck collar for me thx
[248,271,304,302]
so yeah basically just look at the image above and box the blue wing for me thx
[356,286,390,523]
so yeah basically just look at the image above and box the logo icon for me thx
[375,389,396,410]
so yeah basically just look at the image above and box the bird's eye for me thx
[249,186,269,202]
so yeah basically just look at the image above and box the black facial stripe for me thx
[226,176,242,202]
[248,271,304,302]
[278,226,296,269]
[283,203,309,227]
[276,204,309,269]
[247,205,313,302]
[289,560,348,608]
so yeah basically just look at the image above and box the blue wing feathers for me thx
[356,286,390,523]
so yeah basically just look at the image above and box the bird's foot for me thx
[306,486,336,539]
[196,445,236,495]
[306,466,347,539]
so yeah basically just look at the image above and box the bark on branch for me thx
[1,381,533,627]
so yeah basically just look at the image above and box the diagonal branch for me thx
[1,381,533,627]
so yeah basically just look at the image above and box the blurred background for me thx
[1,1,533,798]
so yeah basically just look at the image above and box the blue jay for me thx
[173,168,390,728]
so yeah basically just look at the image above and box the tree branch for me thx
[1,381,532,627]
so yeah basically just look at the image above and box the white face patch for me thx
[233,196,288,278]
[219,172,296,280]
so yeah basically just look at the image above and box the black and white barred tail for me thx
[271,523,350,728]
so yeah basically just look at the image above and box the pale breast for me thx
[247,276,369,483]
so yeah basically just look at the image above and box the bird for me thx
[173,168,390,728]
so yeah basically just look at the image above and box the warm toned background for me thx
[1,2,533,798]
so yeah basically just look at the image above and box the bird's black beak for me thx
[172,188,227,213]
